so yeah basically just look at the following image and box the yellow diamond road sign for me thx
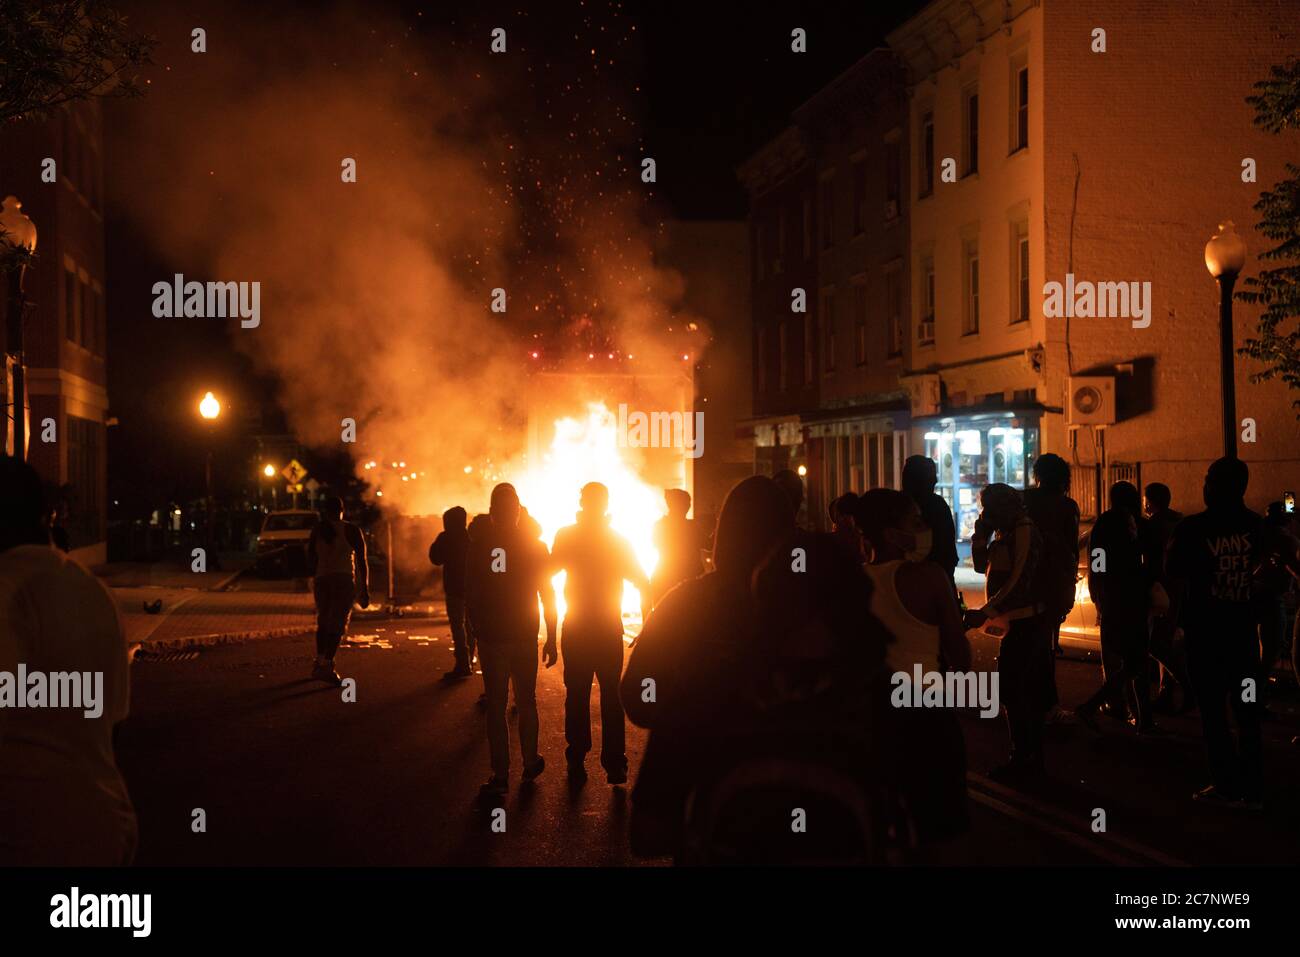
[281,459,307,485]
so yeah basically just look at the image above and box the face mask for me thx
[903,528,932,562]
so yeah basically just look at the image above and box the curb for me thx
[210,567,249,592]
[129,624,311,656]
[127,606,440,656]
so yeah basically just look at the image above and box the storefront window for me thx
[924,417,1039,541]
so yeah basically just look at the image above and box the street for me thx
[114,605,1300,866]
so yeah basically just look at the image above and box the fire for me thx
[513,401,662,634]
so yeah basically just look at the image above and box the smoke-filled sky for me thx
[104,0,918,514]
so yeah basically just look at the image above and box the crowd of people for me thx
[2,445,1297,865]
[415,452,1299,855]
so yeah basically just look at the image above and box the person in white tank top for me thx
[854,490,970,675]
[853,488,974,852]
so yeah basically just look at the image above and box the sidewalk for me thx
[114,588,318,649]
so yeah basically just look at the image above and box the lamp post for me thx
[199,391,222,561]
[261,462,278,510]
[1204,221,1247,459]
[1,196,38,462]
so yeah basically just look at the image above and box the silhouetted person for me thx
[1144,483,1183,540]
[829,492,866,563]
[622,475,793,856]
[1256,502,1299,715]
[551,482,650,784]
[466,512,494,704]
[306,495,369,686]
[742,525,894,863]
[46,502,70,553]
[0,457,136,864]
[1144,482,1190,711]
[968,483,1048,779]
[1077,482,1158,733]
[772,468,807,527]
[429,506,473,679]
[465,483,556,799]
[1167,458,1267,808]
[901,455,958,587]
[651,488,705,604]
[1023,453,1080,664]
[856,488,971,849]
[519,505,543,541]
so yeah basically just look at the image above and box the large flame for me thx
[514,402,662,635]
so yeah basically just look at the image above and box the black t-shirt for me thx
[1166,506,1263,637]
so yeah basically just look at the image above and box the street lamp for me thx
[1204,221,1247,459]
[197,391,222,563]
[260,462,278,510]
[1,196,38,462]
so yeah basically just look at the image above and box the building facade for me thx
[741,50,912,529]
[0,101,109,563]
[889,0,1300,531]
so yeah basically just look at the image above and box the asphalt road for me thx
[115,613,1300,866]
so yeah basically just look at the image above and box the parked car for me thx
[255,510,319,577]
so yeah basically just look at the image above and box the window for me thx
[776,208,786,273]
[1013,223,1030,323]
[802,196,812,259]
[839,436,851,497]
[80,278,92,350]
[85,140,96,209]
[778,320,789,391]
[826,438,839,503]
[820,176,835,250]
[755,223,766,281]
[853,282,868,366]
[66,415,101,548]
[883,433,896,490]
[757,326,768,391]
[64,264,79,343]
[886,269,903,357]
[822,291,836,374]
[1014,66,1029,152]
[885,139,901,215]
[964,89,979,176]
[963,241,980,335]
[919,256,936,345]
[97,287,106,356]
[919,112,934,197]
[803,314,815,384]
[852,159,867,235]
[868,434,880,488]
[64,116,79,191]
[851,435,865,491]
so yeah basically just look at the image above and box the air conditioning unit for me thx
[1066,376,1116,426]
[884,199,900,220]
[916,319,935,343]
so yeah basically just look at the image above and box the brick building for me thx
[741,49,912,528]
[0,101,109,563]
[889,0,1300,532]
